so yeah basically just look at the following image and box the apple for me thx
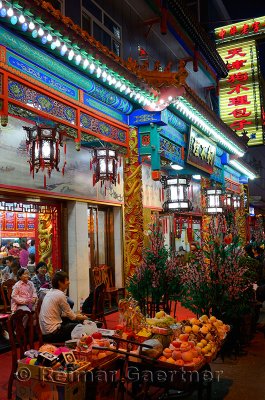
[85,336,93,345]
[92,332,102,340]
[172,351,182,360]
[181,351,194,362]
[172,341,181,349]
[179,334,189,342]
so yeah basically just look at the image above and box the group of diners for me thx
[1,260,89,342]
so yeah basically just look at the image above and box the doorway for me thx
[88,205,115,275]
[0,198,62,274]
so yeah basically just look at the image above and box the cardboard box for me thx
[39,361,90,383]
[17,359,40,380]
[16,378,85,400]
[17,359,90,383]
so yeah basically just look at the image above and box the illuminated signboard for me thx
[243,184,249,212]
[215,17,265,44]
[217,39,263,146]
[187,126,216,174]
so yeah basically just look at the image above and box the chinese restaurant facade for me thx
[0,1,257,307]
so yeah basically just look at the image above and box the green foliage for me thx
[126,219,180,311]
[178,214,256,320]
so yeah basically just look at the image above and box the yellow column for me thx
[201,177,211,243]
[123,128,144,279]
[38,212,53,274]
[235,185,247,245]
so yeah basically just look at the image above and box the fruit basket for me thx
[73,349,117,368]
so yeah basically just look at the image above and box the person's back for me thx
[28,240,35,255]
[19,243,29,268]
[9,243,20,258]
[39,288,70,334]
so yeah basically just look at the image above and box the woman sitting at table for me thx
[11,268,37,312]
[31,261,51,295]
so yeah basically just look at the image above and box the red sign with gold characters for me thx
[215,16,265,43]
[217,39,263,146]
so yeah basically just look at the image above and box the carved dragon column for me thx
[38,212,53,274]
[235,185,247,245]
[201,177,211,243]
[124,127,144,279]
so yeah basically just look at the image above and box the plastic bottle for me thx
[80,297,84,313]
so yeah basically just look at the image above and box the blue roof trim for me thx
[159,125,186,147]
[0,25,131,119]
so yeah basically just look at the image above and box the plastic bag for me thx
[71,324,86,339]
[83,320,98,336]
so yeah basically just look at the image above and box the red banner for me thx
[187,216,193,243]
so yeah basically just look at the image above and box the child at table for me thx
[11,268,37,313]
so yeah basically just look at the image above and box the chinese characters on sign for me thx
[215,16,265,42]
[218,39,263,146]
[187,127,216,174]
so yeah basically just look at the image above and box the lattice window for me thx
[81,0,122,57]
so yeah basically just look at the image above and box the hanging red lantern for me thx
[91,147,118,186]
[23,125,63,181]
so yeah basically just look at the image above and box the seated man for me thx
[39,271,88,342]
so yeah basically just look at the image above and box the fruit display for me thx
[179,315,229,349]
[146,311,176,328]
[111,305,229,371]
[74,332,114,363]
[153,314,229,368]
[158,338,204,369]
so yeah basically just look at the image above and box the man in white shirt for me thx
[39,270,88,342]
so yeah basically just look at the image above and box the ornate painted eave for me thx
[182,84,248,152]
[166,0,228,78]
[0,0,187,106]
[19,0,152,92]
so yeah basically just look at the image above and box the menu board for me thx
[16,213,27,230]
[27,214,36,230]
[5,212,15,230]
[0,212,3,230]
[0,211,36,232]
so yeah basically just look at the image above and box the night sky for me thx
[222,1,265,22]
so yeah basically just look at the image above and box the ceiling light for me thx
[7,8,14,17]
[19,15,25,24]
[29,21,35,30]
[171,164,184,170]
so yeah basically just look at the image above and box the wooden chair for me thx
[99,265,125,308]
[92,266,103,286]
[85,283,107,328]
[0,279,16,313]
[7,309,35,399]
